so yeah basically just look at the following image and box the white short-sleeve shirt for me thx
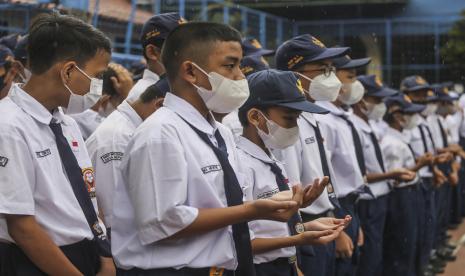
[274,112,335,215]
[85,100,143,227]
[111,93,243,270]
[126,69,160,103]
[236,136,296,264]
[314,101,365,198]
[403,117,435,178]
[0,84,94,245]
[69,109,105,141]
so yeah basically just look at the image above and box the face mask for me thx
[297,72,341,102]
[403,113,421,130]
[421,103,438,116]
[63,65,102,114]
[338,80,365,105]
[191,63,250,113]
[254,110,299,150]
[364,101,387,120]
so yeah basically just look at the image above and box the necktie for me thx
[184,122,255,276]
[418,125,434,173]
[310,121,341,209]
[338,115,373,197]
[49,121,110,257]
[369,132,386,172]
[437,118,449,147]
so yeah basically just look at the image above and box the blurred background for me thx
[1,0,464,87]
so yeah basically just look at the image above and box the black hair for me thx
[28,12,111,74]
[161,22,242,82]
[238,105,270,127]
[139,83,165,103]
[102,67,117,96]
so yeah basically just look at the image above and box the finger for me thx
[292,184,304,206]
[320,176,330,187]
[110,76,120,88]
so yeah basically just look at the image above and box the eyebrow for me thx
[224,56,241,64]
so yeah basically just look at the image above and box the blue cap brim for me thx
[277,100,330,114]
[427,95,439,102]
[437,95,457,102]
[406,84,431,92]
[308,47,350,63]
[337,57,371,69]
[370,87,398,98]
[404,103,426,113]
[247,48,275,57]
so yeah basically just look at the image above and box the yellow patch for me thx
[209,267,224,276]
[443,87,449,94]
[178,17,187,24]
[415,76,427,85]
[427,90,434,97]
[145,29,161,40]
[82,167,96,197]
[250,39,263,49]
[311,36,325,48]
[375,76,383,87]
[404,95,412,103]
[296,79,305,94]
[241,66,254,75]
[287,55,304,69]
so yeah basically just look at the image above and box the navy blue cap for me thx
[432,84,458,102]
[0,45,13,67]
[242,38,275,57]
[140,13,186,47]
[14,35,28,61]
[0,33,19,51]
[357,75,398,98]
[275,34,350,71]
[400,75,431,92]
[333,55,371,69]
[240,55,269,76]
[240,69,329,114]
[154,76,170,96]
[385,93,426,113]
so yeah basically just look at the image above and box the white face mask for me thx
[255,111,299,150]
[297,72,341,102]
[338,80,365,105]
[364,101,387,120]
[421,103,438,116]
[63,65,102,114]
[403,113,421,130]
[191,63,250,114]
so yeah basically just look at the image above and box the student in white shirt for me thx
[237,69,350,276]
[351,75,416,276]
[380,93,432,276]
[86,79,168,233]
[0,12,114,275]
[126,12,185,102]
[111,22,303,276]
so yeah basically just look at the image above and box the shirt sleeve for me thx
[381,139,403,171]
[0,128,35,216]
[125,128,198,245]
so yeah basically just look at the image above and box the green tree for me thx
[441,10,465,82]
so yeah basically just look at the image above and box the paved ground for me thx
[441,221,465,276]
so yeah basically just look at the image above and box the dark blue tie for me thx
[49,121,111,257]
[185,123,255,276]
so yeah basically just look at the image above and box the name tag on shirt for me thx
[100,152,124,164]
[305,136,316,144]
[257,188,279,199]
[201,164,222,174]
[36,148,51,158]
[0,156,8,167]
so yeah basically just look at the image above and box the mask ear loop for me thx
[295,72,312,95]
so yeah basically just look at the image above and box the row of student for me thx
[1,10,465,276]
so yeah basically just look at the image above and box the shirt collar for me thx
[300,112,317,126]
[236,136,276,164]
[117,100,143,128]
[142,69,160,83]
[315,101,345,116]
[9,83,56,125]
[350,114,372,133]
[387,126,410,143]
[163,92,218,135]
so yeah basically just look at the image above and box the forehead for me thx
[269,105,301,115]
[299,59,332,70]
[82,49,111,72]
[208,41,242,60]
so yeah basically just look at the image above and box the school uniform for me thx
[403,116,436,273]
[112,92,252,275]
[315,101,368,276]
[69,109,105,140]
[0,84,109,275]
[381,126,419,276]
[350,114,390,276]
[275,112,337,276]
[85,100,143,230]
[236,136,297,276]
[126,69,159,103]
[222,110,243,139]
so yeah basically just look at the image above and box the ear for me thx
[145,45,161,62]
[247,108,261,126]
[60,61,76,85]
[154,97,164,109]
[179,61,197,84]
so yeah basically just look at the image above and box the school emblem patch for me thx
[209,267,224,276]
[311,36,325,48]
[82,167,96,197]
[287,55,303,69]
[415,76,427,85]
[250,38,263,49]
[375,76,383,87]
[404,95,412,103]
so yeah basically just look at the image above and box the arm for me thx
[6,215,82,276]
[367,168,416,183]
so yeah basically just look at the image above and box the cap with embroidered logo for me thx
[240,55,269,76]
[140,12,186,48]
[357,75,398,98]
[242,38,275,57]
[385,93,425,113]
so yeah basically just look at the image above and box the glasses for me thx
[298,65,336,77]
